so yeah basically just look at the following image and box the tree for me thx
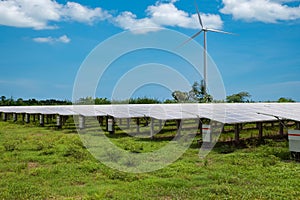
[129,97,160,104]
[28,98,38,105]
[16,98,24,106]
[226,92,251,103]
[164,99,177,104]
[95,97,111,104]
[171,81,213,103]
[188,81,203,102]
[201,94,213,103]
[172,90,189,102]
[278,97,295,103]
[1,96,6,105]
[189,81,213,103]
[76,97,94,105]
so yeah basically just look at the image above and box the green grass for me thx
[0,121,300,199]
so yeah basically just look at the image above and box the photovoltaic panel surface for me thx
[0,103,299,124]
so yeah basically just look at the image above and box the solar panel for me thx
[73,105,106,116]
[1,103,299,124]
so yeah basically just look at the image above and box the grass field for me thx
[0,120,300,199]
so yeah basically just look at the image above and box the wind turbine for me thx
[182,2,234,95]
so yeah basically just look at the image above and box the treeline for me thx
[75,97,163,105]
[226,92,295,103]
[0,96,72,106]
[0,96,164,106]
[1,95,295,107]
[0,87,296,106]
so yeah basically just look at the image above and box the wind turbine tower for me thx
[183,2,234,95]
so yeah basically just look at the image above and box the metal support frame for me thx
[257,122,263,139]
[105,116,108,131]
[158,120,163,130]
[136,118,140,134]
[39,114,44,126]
[221,125,225,134]
[234,124,240,143]
[25,113,30,123]
[257,112,287,137]
[2,113,7,121]
[126,118,130,129]
[297,122,300,130]
[21,113,25,122]
[13,113,18,122]
[198,119,203,135]
[150,118,154,139]
[98,116,104,126]
[107,116,115,134]
[79,115,85,129]
[240,123,243,130]
[279,122,284,136]
[56,115,62,128]
[176,119,182,136]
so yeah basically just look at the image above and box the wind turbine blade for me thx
[194,1,203,28]
[206,28,235,35]
[177,30,203,48]
[189,30,203,40]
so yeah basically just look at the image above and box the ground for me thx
[0,120,300,199]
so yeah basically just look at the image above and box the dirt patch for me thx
[27,162,39,170]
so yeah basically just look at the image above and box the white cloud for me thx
[63,2,111,24]
[114,1,223,34]
[0,0,60,29]
[57,35,71,43]
[194,13,224,29]
[114,11,162,34]
[33,37,53,43]
[146,3,194,28]
[33,35,71,44]
[0,0,112,29]
[220,0,300,23]
[0,0,224,34]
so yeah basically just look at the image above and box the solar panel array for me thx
[0,103,299,124]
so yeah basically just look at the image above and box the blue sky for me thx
[0,0,299,102]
